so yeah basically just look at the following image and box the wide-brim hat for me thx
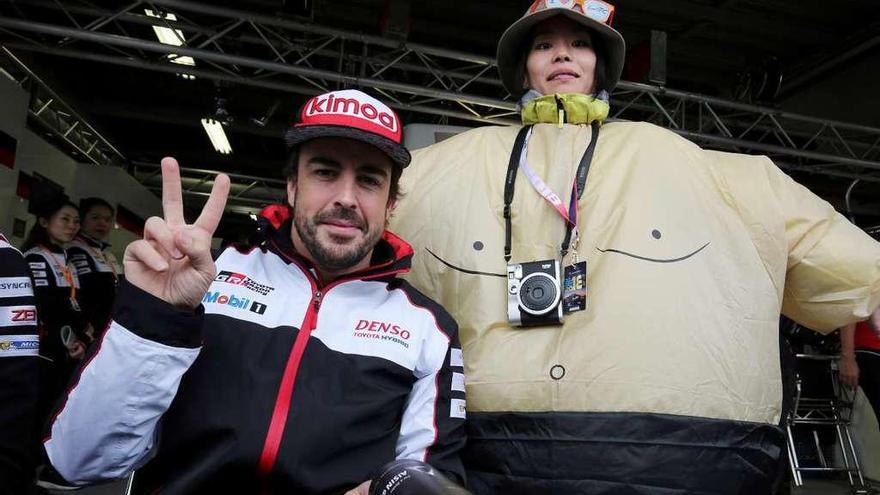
[285,89,411,168]
[497,0,626,97]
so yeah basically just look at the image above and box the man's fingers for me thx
[126,239,170,272]
[195,173,230,234]
[144,216,184,260]
[161,157,186,227]
[175,228,215,276]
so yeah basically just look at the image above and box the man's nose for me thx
[333,174,358,209]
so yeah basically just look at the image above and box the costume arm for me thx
[766,161,880,332]
[44,281,203,485]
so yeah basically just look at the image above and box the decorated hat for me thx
[497,0,626,97]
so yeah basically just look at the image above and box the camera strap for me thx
[503,122,601,262]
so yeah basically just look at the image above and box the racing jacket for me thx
[0,233,40,495]
[67,234,121,336]
[391,120,880,493]
[44,220,466,494]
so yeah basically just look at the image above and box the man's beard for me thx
[293,202,383,273]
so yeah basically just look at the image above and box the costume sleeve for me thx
[394,286,466,484]
[765,162,880,332]
[44,281,203,485]
[0,235,40,494]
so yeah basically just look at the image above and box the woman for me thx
[67,197,122,337]
[22,197,88,423]
[390,0,880,493]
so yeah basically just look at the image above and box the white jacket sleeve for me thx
[44,281,202,485]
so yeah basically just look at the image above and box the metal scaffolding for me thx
[1,46,124,168]
[2,0,880,196]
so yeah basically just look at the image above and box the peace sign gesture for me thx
[124,157,231,309]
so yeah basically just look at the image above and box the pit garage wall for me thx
[0,72,161,260]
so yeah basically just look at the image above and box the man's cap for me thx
[285,89,411,168]
[497,0,626,97]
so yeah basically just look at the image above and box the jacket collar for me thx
[266,219,413,283]
[76,233,111,250]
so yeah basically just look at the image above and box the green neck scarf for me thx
[520,93,609,126]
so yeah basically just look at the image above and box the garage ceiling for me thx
[1,0,880,236]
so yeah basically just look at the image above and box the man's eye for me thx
[573,39,591,48]
[360,176,382,188]
[533,41,551,51]
[314,169,336,178]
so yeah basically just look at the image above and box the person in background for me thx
[840,320,880,431]
[0,231,40,495]
[21,197,88,426]
[67,197,122,337]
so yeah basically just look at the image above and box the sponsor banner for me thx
[451,372,466,392]
[450,398,466,419]
[0,305,37,327]
[0,277,33,298]
[0,335,39,357]
[450,348,463,367]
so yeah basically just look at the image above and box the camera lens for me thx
[518,273,559,315]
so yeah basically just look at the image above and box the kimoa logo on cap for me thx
[304,90,399,134]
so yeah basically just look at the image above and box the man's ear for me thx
[38,217,49,228]
[286,179,297,208]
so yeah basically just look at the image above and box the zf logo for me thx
[11,309,37,322]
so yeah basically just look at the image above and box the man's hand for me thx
[343,480,371,495]
[123,157,230,309]
[870,306,880,336]
[839,355,860,390]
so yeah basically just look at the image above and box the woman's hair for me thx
[519,24,610,98]
[79,197,115,217]
[22,200,79,251]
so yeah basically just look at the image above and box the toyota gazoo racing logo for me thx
[353,319,411,348]
[214,271,275,296]
[304,92,399,134]
[202,291,268,315]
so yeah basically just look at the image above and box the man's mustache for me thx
[315,208,366,231]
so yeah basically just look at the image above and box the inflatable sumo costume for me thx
[390,0,880,492]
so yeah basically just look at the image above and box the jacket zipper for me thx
[256,261,405,484]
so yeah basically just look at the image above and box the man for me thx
[840,320,880,432]
[390,0,880,492]
[43,89,466,494]
[67,197,123,336]
[0,231,40,495]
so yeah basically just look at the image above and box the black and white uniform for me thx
[23,243,86,425]
[0,233,40,495]
[67,234,121,335]
[45,222,466,494]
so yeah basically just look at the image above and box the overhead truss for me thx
[2,0,880,193]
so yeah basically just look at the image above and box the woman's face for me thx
[81,205,114,241]
[41,205,80,245]
[524,16,597,96]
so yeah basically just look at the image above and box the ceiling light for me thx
[201,118,232,155]
[145,9,197,80]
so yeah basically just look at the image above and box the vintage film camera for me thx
[507,259,564,326]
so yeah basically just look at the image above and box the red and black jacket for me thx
[44,221,466,494]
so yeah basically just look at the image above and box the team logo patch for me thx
[0,277,33,298]
[0,335,39,357]
[202,291,268,315]
[214,271,275,296]
[1,305,37,326]
[353,319,411,348]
